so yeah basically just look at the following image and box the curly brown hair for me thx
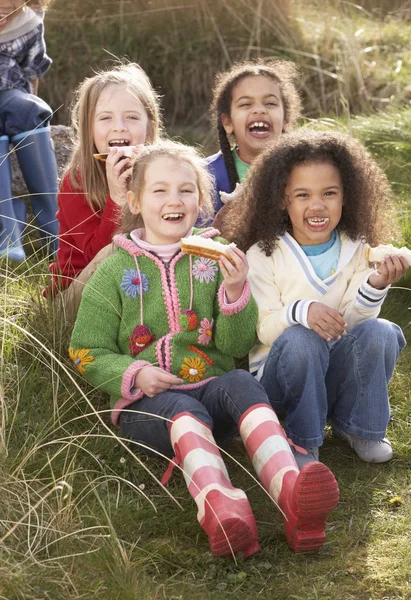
[210,59,302,193]
[221,129,397,254]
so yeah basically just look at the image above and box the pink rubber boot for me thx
[239,404,339,552]
[166,412,260,558]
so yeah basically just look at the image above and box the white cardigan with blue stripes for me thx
[247,232,389,375]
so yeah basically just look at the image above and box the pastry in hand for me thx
[219,183,243,205]
[181,235,237,265]
[93,145,135,162]
[366,243,411,265]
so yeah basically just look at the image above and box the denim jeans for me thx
[260,319,406,448]
[0,88,52,137]
[119,369,270,458]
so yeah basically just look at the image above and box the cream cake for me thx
[181,235,237,264]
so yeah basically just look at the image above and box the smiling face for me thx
[285,161,343,246]
[93,83,150,154]
[221,75,287,164]
[128,156,201,245]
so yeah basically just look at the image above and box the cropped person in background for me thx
[0,0,58,261]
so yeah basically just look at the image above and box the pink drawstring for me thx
[134,255,144,324]
[189,254,193,311]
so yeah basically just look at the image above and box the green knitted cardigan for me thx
[69,228,258,425]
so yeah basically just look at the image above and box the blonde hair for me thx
[65,63,162,210]
[121,140,215,234]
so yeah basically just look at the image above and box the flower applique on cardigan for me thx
[192,258,218,283]
[69,347,95,374]
[120,268,149,298]
[197,318,214,345]
[179,356,207,383]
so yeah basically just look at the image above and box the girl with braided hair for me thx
[206,59,302,224]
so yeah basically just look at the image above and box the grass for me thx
[1,1,411,598]
[43,0,411,129]
[1,112,411,598]
[0,296,410,599]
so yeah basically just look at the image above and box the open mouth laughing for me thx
[162,213,185,222]
[248,121,271,137]
[109,139,130,147]
[306,217,330,228]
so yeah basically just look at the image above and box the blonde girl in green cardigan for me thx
[69,140,339,559]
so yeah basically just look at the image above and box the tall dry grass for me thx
[43,0,411,133]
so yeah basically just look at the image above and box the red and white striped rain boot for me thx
[239,404,339,552]
[166,412,260,558]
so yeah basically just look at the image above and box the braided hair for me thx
[210,59,302,191]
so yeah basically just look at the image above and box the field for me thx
[1,1,411,599]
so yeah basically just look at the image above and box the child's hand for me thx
[307,302,347,341]
[105,146,138,206]
[367,255,409,289]
[219,183,243,205]
[220,247,249,303]
[135,366,183,397]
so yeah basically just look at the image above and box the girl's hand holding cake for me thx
[105,146,140,206]
[219,246,249,303]
[180,236,247,302]
[366,244,410,288]
[367,254,409,289]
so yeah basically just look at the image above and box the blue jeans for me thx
[0,88,52,137]
[119,369,270,457]
[260,319,406,447]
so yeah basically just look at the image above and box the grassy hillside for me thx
[1,2,411,599]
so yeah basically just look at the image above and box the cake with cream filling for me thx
[181,235,237,264]
[93,146,135,162]
[366,244,411,265]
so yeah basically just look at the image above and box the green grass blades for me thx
[1,182,411,599]
[2,3,411,594]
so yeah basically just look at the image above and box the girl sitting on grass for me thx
[222,129,408,467]
[45,62,161,321]
[69,140,339,558]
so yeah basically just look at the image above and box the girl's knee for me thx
[7,92,52,134]
[354,319,406,354]
[170,396,213,426]
[222,369,257,386]
[273,326,327,364]
[220,369,269,397]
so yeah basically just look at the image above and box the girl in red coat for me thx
[45,62,162,318]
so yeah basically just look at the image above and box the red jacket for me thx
[46,173,120,296]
